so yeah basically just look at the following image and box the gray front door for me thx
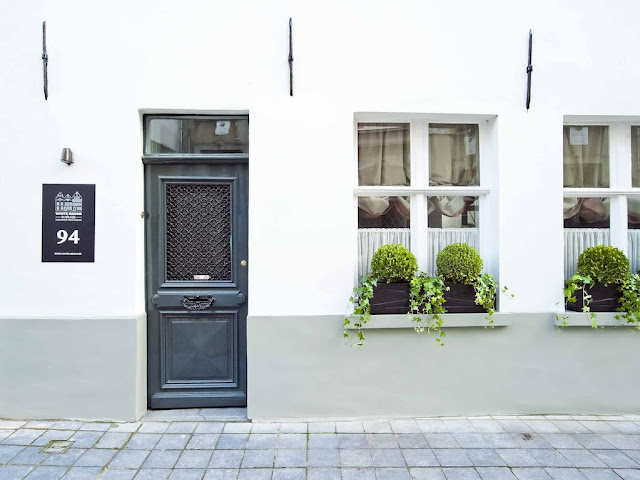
[145,161,248,409]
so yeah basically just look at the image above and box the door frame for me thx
[141,113,249,409]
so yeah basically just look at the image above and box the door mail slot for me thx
[182,295,215,311]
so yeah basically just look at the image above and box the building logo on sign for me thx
[55,192,83,222]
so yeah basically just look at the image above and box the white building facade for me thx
[1,0,640,421]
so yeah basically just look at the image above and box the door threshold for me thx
[142,407,248,422]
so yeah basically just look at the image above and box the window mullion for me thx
[410,120,429,271]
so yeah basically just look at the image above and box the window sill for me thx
[345,313,511,330]
[555,312,637,327]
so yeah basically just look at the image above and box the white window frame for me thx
[562,117,640,257]
[353,112,499,285]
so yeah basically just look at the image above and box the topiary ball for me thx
[577,244,630,286]
[436,243,483,285]
[370,244,417,283]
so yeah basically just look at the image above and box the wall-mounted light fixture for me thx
[60,148,73,165]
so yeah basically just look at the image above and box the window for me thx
[563,121,640,278]
[144,116,249,155]
[355,114,496,281]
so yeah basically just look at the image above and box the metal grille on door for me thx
[165,183,232,281]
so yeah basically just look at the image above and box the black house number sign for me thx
[42,184,95,262]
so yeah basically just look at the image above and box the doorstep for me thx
[141,407,248,422]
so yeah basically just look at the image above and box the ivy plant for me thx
[409,273,448,345]
[617,273,640,325]
[343,273,376,348]
[474,273,498,326]
[558,274,596,328]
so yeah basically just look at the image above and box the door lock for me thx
[240,260,247,267]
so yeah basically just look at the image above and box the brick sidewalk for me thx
[1,413,640,479]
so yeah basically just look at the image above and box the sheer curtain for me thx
[629,231,640,274]
[564,229,610,279]
[358,229,410,279]
[427,228,479,275]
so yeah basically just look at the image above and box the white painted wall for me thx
[1,0,639,317]
[1,0,640,418]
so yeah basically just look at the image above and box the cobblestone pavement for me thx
[1,412,640,480]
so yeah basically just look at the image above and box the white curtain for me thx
[629,230,640,274]
[358,229,410,279]
[357,228,480,278]
[427,228,480,275]
[564,228,610,279]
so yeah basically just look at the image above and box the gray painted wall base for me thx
[555,312,638,327]
[247,314,640,420]
[0,315,146,421]
[346,313,512,329]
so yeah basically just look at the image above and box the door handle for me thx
[236,292,246,306]
[182,295,215,311]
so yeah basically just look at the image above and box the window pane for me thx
[629,198,640,230]
[633,126,640,187]
[563,125,609,188]
[429,124,479,186]
[358,196,410,228]
[564,196,610,279]
[427,196,478,228]
[358,196,410,279]
[564,197,610,228]
[358,123,410,186]
[145,117,249,154]
[426,196,479,275]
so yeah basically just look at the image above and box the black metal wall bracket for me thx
[42,21,48,100]
[288,18,294,96]
[526,29,533,110]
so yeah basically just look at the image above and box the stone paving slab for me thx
[0,415,639,478]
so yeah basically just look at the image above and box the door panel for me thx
[161,311,238,385]
[145,161,248,409]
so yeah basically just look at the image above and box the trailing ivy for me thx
[474,273,498,326]
[409,273,448,345]
[343,273,376,348]
[558,274,596,328]
[617,273,640,326]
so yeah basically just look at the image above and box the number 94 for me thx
[57,230,80,245]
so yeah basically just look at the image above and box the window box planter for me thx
[370,282,410,314]
[565,283,621,312]
[443,282,486,313]
[370,282,490,314]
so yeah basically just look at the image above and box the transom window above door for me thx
[354,114,496,280]
[144,116,249,155]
